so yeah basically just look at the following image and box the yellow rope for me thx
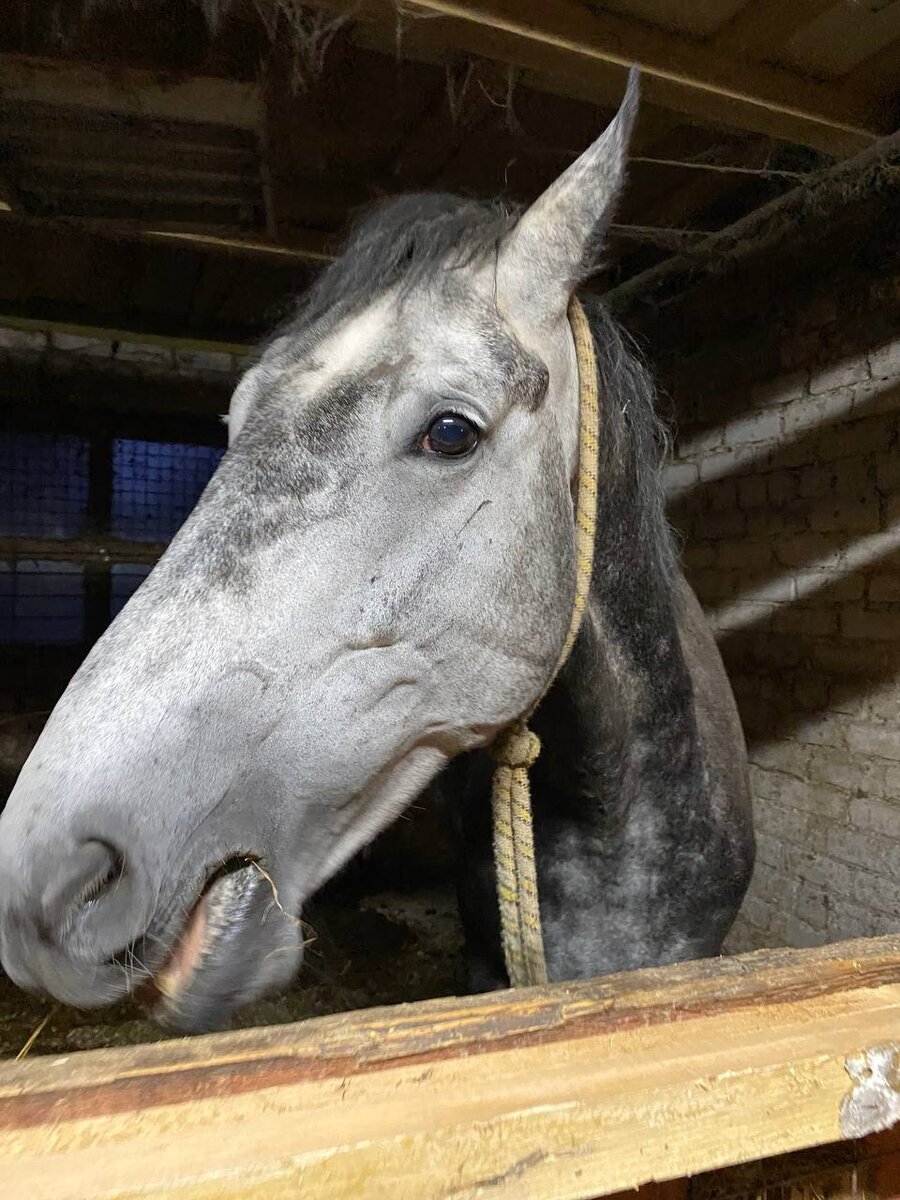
[490,296,600,988]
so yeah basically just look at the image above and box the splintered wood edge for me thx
[0,933,899,1200]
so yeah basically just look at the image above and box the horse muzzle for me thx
[0,819,304,1029]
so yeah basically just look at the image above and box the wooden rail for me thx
[2,934,900,1199]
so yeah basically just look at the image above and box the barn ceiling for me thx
[0,0,897,342]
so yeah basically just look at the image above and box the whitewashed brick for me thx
[809,353,870,394]
[0,326,46,354]
[846,723,900,761]
[725,408,782,448]
[800,854,900,917]
[842,606,900,641]
[674,424,725,461]
[115,340,174,367]
[750,369,808,408]
[849,796,900,842]
[664,462,698,493]
[869,338,900,380]
[749,741,812,779]
[782,388,854,434]
[51,330,113,357]
[796,296,837,331]
[781,331,819,370]
[784,915,827,948]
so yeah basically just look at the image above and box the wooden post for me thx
[2,934,900,1199]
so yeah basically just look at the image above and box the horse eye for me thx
[422,413,479,457]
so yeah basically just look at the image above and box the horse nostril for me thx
[40,839,126,941]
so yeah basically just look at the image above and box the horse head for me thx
[0,71,639,1030]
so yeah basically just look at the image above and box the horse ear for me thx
[499,66,639,322]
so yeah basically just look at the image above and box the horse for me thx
[0,70,754,1032]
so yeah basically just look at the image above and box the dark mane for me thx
[582,296,678,588]
[276,192,677,586]
[280,193,518,339]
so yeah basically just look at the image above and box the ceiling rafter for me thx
[605,124,900,315]
[299,0,886,155]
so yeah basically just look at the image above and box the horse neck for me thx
[531,454,698,828]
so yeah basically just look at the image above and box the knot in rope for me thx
[491,722,541,769]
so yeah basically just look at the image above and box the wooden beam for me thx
[141,227,332,262]
[307,0,884,155]
[0,359,235,424]
[0,536,166,567]
[709,0,838,60]
[0,53,262,132]
[605,124,900,315]
[3,934,900,1199]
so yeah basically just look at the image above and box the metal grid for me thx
[0,432,223,643]
[0,432,90,539]
[111,438,224,542]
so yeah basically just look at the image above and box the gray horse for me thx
[0,71,753,1031]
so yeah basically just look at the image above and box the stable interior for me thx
[1,0,899,1061]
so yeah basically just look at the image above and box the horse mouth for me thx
[143,857,304,1032]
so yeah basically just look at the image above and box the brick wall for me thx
[650,206,900,952]
[0,318,247,381]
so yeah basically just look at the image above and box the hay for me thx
[15,1006,57,1061]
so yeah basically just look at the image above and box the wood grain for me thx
[2,935,900,1199]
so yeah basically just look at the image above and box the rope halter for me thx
[489,295,600,988]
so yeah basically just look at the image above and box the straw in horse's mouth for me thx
[150,857,256,1003]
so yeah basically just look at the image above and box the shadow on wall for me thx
[659,273,900,950]
[667,346,900,752]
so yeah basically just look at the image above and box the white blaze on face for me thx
[227,296,395,445]
[291,295,396,394]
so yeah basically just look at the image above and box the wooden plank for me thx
[306,0,883,154]
[2,934,900,1199]
[710,0,838,59]
[0,53,262,132]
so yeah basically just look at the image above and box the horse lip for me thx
[144,857,302,1032]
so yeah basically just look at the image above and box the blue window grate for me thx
[0,432,223,643]
[0,433,90,538]
[111,439,223,542]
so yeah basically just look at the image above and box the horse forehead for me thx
[271,286,541,410]
[285,296,397,394]
[408,291,547,395]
